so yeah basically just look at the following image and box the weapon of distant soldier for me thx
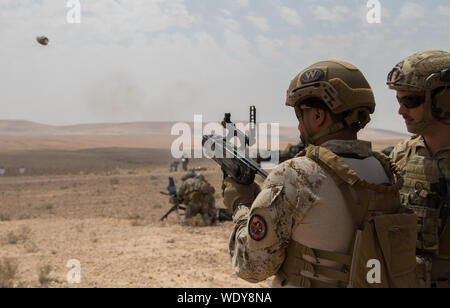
[203,106,268,185]
[160,177,185,225]
[189,167,207,173]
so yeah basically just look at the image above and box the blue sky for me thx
[0,0,449,134]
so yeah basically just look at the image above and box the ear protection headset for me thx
[431,68,450,123]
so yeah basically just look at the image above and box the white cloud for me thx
[218,17,240,32]
[436,5,450,17]
[280,6,302,27]
[84,0,196,35]
[399,3,425,21]
[247,15,270,32]
[255,35,283,59]
[313,5,351,23]
[220,9,232,16]
[232,0,249,8]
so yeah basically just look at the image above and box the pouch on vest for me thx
[400,155,449,254]
[351,213,418,288]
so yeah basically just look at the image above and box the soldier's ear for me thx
[314,108,327,125]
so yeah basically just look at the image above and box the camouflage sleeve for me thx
[229,157,323,283]
[390,139,408,162]
[177,183,186,202]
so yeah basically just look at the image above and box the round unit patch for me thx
[415,182,424,191]
[249,215,267,241]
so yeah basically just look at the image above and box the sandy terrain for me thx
[0,159,271,288]
[0,121,409,288]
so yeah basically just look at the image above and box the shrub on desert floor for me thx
[110,178,120,185]
[38,265,53,287]
[0,213,11,222]
[130,219,147,227]
[5,226,32,245]
[44,204,53,210]
[0,258,19,288]
[127,214,147,227]
[24,241,39,253]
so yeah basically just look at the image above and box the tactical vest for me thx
[396,143,450,287]
[400,155,450,254]
[275,145,418,288]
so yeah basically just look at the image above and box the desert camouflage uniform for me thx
[169,161,179,172]
[229,140,391,285]
[177,175,216,226]
[391,136,450,177]
[181,156,189,171]
[391,136,450,287]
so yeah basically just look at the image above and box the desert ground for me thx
[0,121,408,288]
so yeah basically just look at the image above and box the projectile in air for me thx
[36,36,49,46]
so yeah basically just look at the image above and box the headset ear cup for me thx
[432,87,450,120]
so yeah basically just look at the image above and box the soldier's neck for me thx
[422,123,450,156]
[315,129,357,146]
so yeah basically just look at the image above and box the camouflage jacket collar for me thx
[320,140,372,158]
[413,136,450,157]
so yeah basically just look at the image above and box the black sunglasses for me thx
[397,95,426,109]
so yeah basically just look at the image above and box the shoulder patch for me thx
[248,215,267,241]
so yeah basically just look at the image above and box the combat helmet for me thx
[387,50,450,132]
[286,60,375,144]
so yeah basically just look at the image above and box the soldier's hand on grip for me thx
[222,177,261,213]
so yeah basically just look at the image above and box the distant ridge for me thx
[0,120,56,135]
[0,120,176,136]
[367,127,410,137]
[0,120,410,140]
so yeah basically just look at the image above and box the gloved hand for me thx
[223,177,261,213]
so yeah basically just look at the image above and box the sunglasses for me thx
[397,95,426,109]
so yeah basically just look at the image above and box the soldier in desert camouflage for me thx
[222,60,417,288]
[169,161,179,172]
[388,50,450,288]
[177,171,216,226]
[181,155,189,171]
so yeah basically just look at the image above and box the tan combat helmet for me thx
[387,50,450,132]
[286,61,375,145]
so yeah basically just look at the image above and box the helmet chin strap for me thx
[298,118,315,146]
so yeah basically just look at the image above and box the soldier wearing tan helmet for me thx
[223,61,417,288]
[388,50,450,288]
